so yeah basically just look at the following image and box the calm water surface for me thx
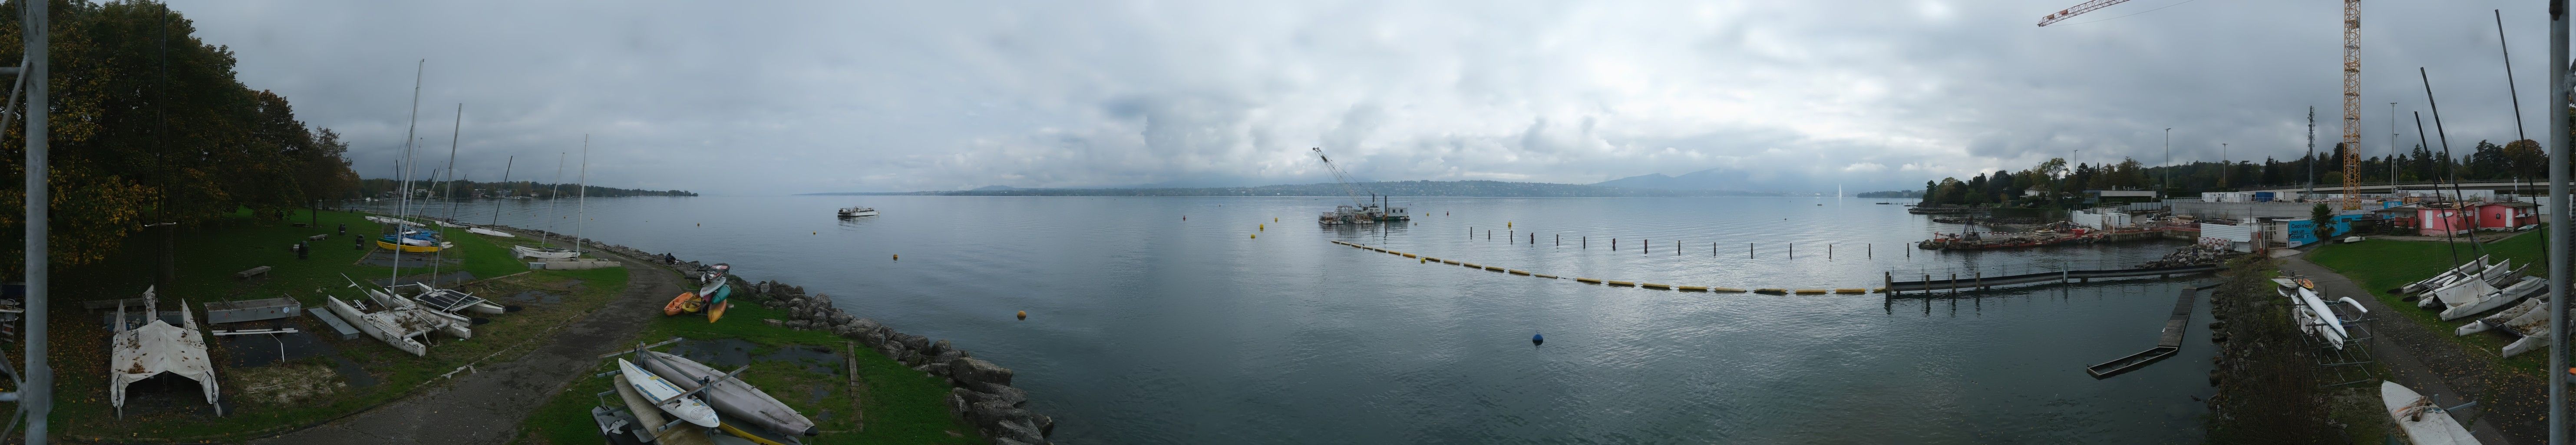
[373,196,2214,444]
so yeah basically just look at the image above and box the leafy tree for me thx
[2311,203,2335,238]
[0,0,358,276]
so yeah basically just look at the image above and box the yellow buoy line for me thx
[1328,240,1886,293]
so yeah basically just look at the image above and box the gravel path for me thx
[2281,256,2536,445]
[251,249,680,445]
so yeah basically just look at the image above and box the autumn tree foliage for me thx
[0,0,358,276]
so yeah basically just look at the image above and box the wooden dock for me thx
[2085,285,2202,379]
[1882,264,2217,296]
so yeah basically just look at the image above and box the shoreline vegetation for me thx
[2203,256,2388,443]
[798,180,1820,197]
[505,237,1050,444]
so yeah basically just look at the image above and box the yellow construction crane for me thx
[2041,0,2367,209]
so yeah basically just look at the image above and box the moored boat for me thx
[837,206,878,217]
[465,226,515,237]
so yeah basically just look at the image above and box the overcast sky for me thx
[170,0,2565,194]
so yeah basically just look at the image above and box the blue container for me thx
[2251,192,2275,202]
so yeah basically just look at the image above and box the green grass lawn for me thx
[2306,229,2552,375]
[34,209,634,441]
[512,292,985,445]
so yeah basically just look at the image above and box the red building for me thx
[2471,201,2539,230]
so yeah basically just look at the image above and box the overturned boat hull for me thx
[640,351,820,437]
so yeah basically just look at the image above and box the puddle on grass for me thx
[505,290,562,304]
[812,408,833,423]
[807,385,830,404]
[111,373,231,419]
[208,318,379,388]
[668,339,842,375]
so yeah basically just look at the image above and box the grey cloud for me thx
[171,0,2563,194]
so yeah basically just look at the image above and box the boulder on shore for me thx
[950,358,1015,388]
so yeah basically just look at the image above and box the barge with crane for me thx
[1311,147,1410,225]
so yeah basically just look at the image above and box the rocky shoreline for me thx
[504,226,1060,445]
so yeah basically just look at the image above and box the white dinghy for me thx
[2439,276,2544,321]
[109,286,220,418]
[2381,381,2480,445]
[620,358,720,428]
[325,294,469,357]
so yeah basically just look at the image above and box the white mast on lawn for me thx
[391,60,424,286]
[575,135,588,257]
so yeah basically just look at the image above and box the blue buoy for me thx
[1531,332,1544,346]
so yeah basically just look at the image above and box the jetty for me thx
[2084,284,2203,378]
[1882,264,2218,296]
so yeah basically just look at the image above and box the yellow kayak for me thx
[707,301,729,323]
[376,240,444,253]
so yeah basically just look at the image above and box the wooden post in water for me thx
[1556,234,1560,246]
[1886,272,1894,296]
[1749,243,1754,259]
[1531,232,1535,244]
[1949,273,1958,296]
[1789,244,1793,259]
[1975,272,1983,290]
[1644,239,1648,255]
[1829,244,1833,259]
[1613,239,1617,250]
[1868,244,1873,258]
[1582,236,1587,248]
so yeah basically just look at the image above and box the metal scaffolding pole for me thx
[21,0,50,440]
[2549,1,2569,443]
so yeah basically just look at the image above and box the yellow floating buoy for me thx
[1507,222,1512,228]
[1274,217,1278,222]
[1532,273,1559,279]
[1017,311,1027,320]
[1678,286,1709,292]
[1574,277,1603,284]
[1606,280,1637,287]
[1259,224,1265,231]
[1711,287,1748,293]
[892,254,899,261]
[1793,289,1828,295]
[1420,258,1427,264]
[1250,234,1257,239]
[1754,288,1789,295]
[1834,288,1866,294]
[1507,269,1530,276]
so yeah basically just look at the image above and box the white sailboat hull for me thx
[514,245,578,259]
[2441,277,2544,321]
[465,227,514,237]
[2381,381,2480,445]
[619,358,720,428]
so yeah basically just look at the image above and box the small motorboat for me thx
[837,207,878,217]
[2381,381,2480,445]
[619,358,720,428]
[639,351,819,437]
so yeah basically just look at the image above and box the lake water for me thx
[365,196,2214,444]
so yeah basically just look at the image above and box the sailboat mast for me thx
[442,103,462,222]
[541,153,564,246]
[575,135,588,257]
[393,60,424,284]
[493,155,512,226]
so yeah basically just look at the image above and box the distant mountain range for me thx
[799,180,1812,197]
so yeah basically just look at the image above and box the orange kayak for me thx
[664,292,702,315]
[707,301,728,323]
